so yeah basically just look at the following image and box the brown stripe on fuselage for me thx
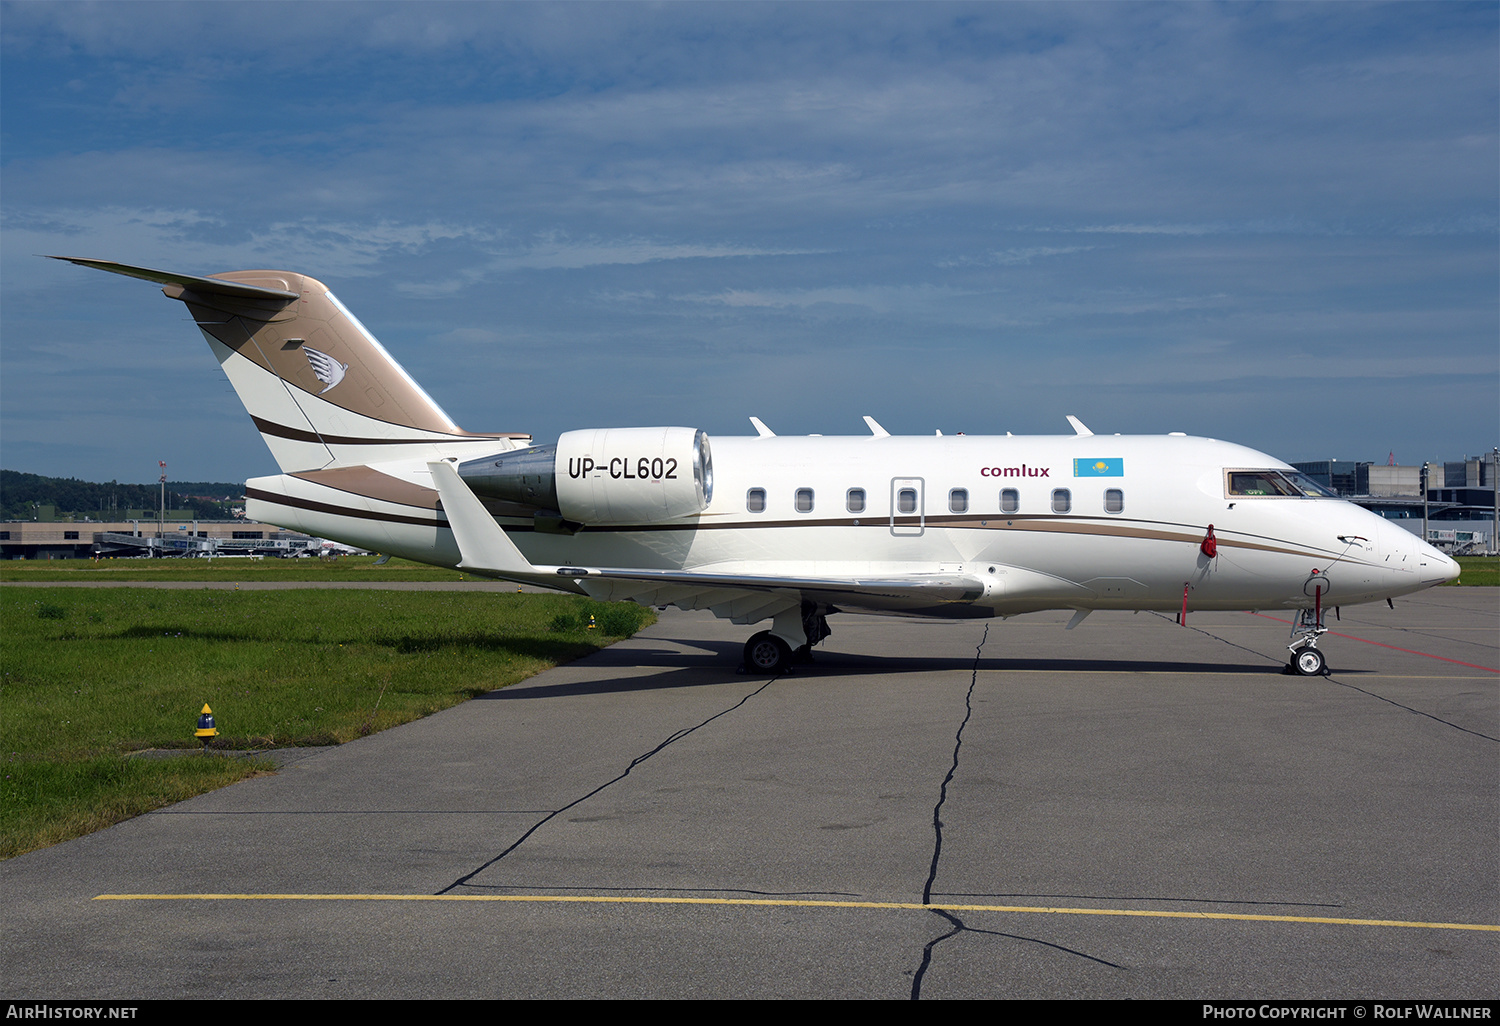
[245,487,444,528]
[250,415,526,446]
[259,472,536,524]
[290,466,441,509]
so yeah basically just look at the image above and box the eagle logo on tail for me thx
[303,347,348,394]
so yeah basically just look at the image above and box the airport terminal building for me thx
[0,519,326,561]
[1292,452,1498,554]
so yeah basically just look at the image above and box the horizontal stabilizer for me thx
[47,256,298,301]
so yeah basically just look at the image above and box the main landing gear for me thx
[741,601,833,675]
[743,631,794,675]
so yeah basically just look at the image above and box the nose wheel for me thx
[1290,646,1327,676]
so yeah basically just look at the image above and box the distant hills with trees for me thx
[1,470,245,521]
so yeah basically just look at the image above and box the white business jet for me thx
[51,257,1460,676]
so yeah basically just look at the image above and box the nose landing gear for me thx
[1289,637,1327,676]
[1285,572,1332,676]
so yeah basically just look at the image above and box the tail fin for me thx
[50,257,528,472]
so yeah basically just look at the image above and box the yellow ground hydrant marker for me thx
[195,704,218,751]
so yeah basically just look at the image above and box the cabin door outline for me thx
[890,477,924,537]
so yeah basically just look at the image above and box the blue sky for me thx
[3,2,1496,485]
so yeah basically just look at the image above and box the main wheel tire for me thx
[1293,647,1327,676]
[744,631,793,675]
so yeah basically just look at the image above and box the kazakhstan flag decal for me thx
[1073,458,1124,477]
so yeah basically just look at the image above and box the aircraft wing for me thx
[565,566,987,620]
[427,460,989,621]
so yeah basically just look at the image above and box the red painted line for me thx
[1248,613,1499,673]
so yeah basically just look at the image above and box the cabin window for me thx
[1051,489,1071,514]
[897,488,918,514]
[846,488,866,513]
[1000,489,1019,514]
[1104,488,1124,514]
[746,488,766,513]
[949,488,968,513]
[795,488,814,513]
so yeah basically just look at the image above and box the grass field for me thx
[0,586,654,858]
[1453,555,1498,586]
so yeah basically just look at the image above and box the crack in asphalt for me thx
[910,908,1125,999]
[435,675,780,895]
[1150,609,1284,665]
[1153,611,1498,742]
[909,624,1128,998]
[920,624,985,907]
[909,625,983,999]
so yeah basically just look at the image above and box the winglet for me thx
[1066,415,1094,437]
[749,416,776,438]
[427,460,538,575]
[863,416,890,438]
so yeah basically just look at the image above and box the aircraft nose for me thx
[1419,546,1461,586]
[1429,550,1461,585]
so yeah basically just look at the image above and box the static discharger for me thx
[195,704,218,751]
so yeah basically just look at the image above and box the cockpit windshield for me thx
[1226,469,1339,499]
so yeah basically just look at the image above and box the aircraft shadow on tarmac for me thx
[480,637,1299,701]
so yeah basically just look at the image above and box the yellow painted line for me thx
[91,893,1498,932]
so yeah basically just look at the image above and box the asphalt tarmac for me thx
[3,589,1495,999]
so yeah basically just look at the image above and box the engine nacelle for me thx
[556,427,712,525]
[457,427,712,526]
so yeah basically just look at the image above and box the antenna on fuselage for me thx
[1066,415,1094,437]
[748,417,775,438]
[863,416,890,438]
